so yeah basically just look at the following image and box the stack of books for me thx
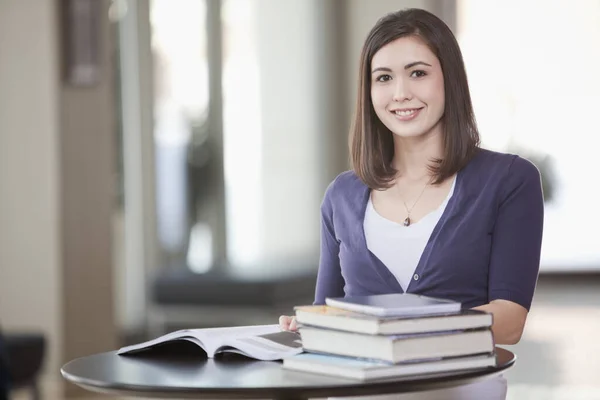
[282,293,496,381]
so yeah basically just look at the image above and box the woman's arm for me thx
[483,156,544,345]
[473,299,527,345]
[313,181,345,305]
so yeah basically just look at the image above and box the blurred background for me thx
[1,0,599,399]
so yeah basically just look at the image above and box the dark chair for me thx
[148,261,317,337]
[0,332,9,400]
[3,332,45,400]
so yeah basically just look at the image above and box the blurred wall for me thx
[0,0,117,396]
[58,2,118,396]
[255,0,333,265]
[0,0,63,384]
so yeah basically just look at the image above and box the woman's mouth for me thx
[390,107,423,121]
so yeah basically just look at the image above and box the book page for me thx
[117,324,296,359]
[222,331,303,361]
[194,324,280,340]
[193,324,282,356]
[117,329,209,355]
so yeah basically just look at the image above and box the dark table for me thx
[61,345,515,399]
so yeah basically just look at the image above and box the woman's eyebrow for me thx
[404,61,432,69]
[371,61,432,74]
[371,67,392,74]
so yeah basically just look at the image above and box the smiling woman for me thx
[370,42,444,139]
[350,9,480,193]
[279,7,544,400]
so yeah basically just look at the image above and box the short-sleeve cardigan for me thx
[314,148,544,311]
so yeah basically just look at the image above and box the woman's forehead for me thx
[371,36,438,69]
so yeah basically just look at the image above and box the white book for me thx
[300,327,494,364]
[117,324,303,361]
[295,305,492,335]
[283,352,497,381]
[325,293,461,317]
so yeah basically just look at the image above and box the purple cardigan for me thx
[315,148,544,310]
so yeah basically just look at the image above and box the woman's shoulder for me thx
[462,147,543,208]
[468,147,541,182]
[322,170,369,208]
[328,170,364,190]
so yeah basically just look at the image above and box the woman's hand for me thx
[278,315,298,331]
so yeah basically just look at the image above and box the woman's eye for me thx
[410,70,427,78]
[375,74,392,82]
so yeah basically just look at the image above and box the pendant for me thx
[403,217,411,227]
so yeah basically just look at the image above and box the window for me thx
[458,0,600,271]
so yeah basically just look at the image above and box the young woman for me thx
[280,8,544,399]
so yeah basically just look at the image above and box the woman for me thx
[280,8,543,399]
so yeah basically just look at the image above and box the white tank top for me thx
[364,177,456,291]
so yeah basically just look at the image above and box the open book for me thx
[117,324,303,361]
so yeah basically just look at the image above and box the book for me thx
[295,305,492,335]
[283,352,497,381]
[325,293,461,317]
[299,326,494,364]
[117,324,303,361]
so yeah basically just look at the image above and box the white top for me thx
[358,177,506,400]
[364,177,456,291]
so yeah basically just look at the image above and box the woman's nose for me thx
[392,79,412,102]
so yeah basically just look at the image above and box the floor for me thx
[12,274,600,399]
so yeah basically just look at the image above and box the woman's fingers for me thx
[278,315,298,331]
[279,315,291,330]
[289,316,298,331]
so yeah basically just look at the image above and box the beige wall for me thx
[59,2,118,391]
[0,0,117,396]
[0,0,63,382]
[256,0,323,264]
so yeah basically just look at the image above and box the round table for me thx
[61,346,515,399]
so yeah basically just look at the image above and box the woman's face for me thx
[370,36,445,141]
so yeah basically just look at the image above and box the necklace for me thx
[399,178,431,227]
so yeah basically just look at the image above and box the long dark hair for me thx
[350,8,480,188]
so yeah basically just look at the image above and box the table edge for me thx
[60,348,516,398]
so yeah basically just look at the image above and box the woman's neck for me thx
[391,130,443,182]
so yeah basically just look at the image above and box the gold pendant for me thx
[403,217,411,227]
